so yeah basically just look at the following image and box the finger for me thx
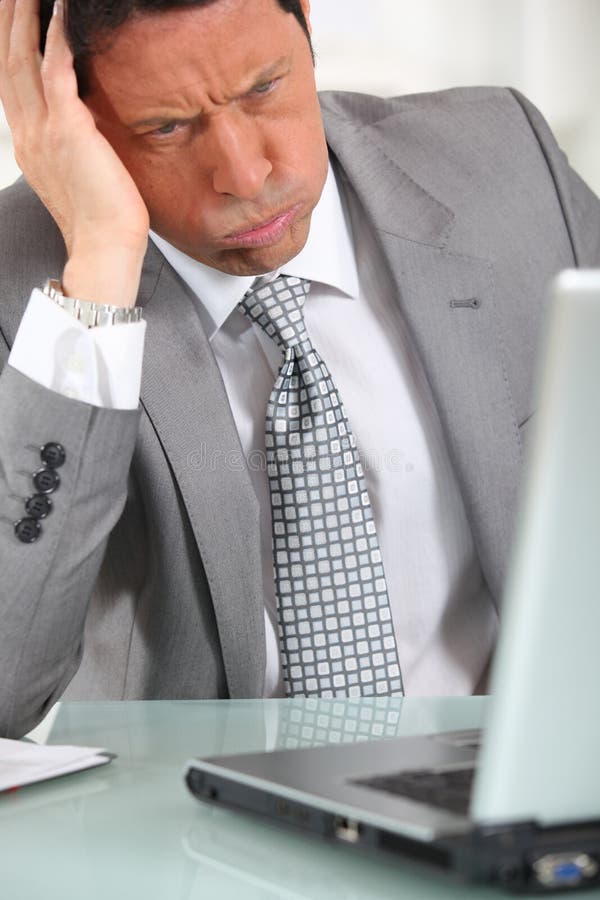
[0,0,17,61]
[6,0,46,117]
[0,0,20,122]
[41,0,79,108]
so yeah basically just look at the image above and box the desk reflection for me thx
[3,699,488,900]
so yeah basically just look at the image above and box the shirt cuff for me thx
[8,289,146,410]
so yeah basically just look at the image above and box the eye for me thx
[155,121,179,136]
[251,79,277,96]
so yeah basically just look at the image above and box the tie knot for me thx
[239,275,311,351]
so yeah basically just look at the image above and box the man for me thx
[0,0,598,739]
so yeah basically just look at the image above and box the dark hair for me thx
[40,0,313,97]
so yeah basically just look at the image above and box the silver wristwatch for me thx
[43,278,143,328]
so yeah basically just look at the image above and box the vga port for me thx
[533,853,599,889]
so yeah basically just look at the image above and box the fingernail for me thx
[53,0,63,16]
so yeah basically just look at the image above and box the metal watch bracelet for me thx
[43,278,143,328]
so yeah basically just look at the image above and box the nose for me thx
[208,114,272,200]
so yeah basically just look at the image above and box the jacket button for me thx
[40,442,66,469]
[32,467,61,494]
[25,494,53,519]
[15,517,42,543]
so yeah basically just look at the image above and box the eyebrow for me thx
[127,57,290,129]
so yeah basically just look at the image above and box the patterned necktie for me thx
[239,275,403,698]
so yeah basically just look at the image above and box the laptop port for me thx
[333,816,361,843]
[532,853,599,888]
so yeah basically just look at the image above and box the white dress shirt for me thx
[9,164,498,696]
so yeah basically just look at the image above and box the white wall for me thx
[310,0,600,195]
[1,0,599,193]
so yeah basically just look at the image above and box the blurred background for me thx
[1,0,599,193]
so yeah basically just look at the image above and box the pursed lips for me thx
[222,204,302,247]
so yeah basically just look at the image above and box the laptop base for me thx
[186,765,600,893]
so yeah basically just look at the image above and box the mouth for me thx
[222,204,302,249]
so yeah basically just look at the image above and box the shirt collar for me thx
[149,162,359,342]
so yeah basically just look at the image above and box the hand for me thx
[0,0,149,306]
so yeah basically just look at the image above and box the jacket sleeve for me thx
[0,360,140,737]
[508,88,600,268]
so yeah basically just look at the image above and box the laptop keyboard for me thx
[353,765,476,817]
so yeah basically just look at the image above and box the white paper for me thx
[0,738,114,792]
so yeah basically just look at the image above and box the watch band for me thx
[43,278,143,328]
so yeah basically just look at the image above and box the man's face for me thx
[85,0,328,275]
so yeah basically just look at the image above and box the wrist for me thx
[62,240,147,309]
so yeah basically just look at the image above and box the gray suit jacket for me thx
[1,87,599,737]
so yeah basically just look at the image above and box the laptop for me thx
[185,269,600,893]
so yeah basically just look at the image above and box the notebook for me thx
[0,738,114,793]
[185,269,600,893]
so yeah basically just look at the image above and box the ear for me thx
[299,0,312,35]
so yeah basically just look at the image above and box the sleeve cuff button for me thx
[32,467,61,494]
[15,518,42,544]
[40,442,66,469]
[25,494,53,519]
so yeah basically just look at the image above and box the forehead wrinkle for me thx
[87,1,296,126]
[115,55,290,128]
[118,74,234,128]
[91,56,212,125]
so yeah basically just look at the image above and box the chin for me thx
[213,229,311,277]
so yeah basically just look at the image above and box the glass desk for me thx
[3,698,599,899]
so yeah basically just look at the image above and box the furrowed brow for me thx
[126,57,290,129]
[244,57,290,91]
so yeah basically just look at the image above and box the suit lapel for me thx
[322,100,522,603]
[137,244,265,697]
